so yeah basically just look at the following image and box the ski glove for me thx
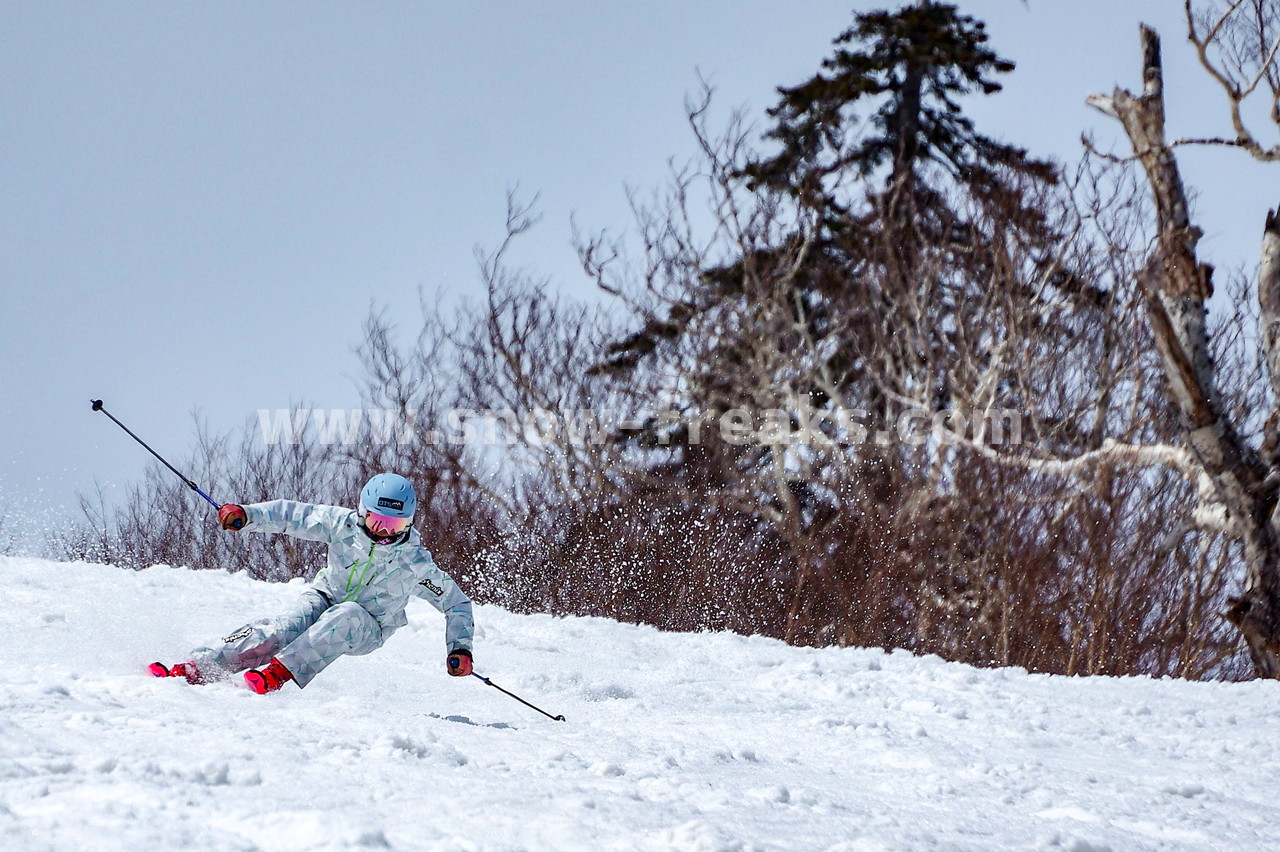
[447,648,473,677]
[218,503,247,531]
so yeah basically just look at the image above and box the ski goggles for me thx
[361,508,412,538]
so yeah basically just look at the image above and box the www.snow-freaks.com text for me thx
[255,406,1023,448]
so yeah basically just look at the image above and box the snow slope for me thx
[1,557,1278,851]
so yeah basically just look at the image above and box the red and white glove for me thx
[446,649,473,677]
[218,503,247,531]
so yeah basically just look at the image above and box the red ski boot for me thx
[244,658,294,694]
[149,661,206,685]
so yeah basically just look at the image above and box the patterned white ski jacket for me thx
[240,500,474,653]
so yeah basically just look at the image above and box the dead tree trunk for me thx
[1089,25,1280,677]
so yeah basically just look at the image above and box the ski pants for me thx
[192,589,385,688]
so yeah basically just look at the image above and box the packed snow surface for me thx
[1,557,1278,851]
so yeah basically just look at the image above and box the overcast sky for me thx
[2,1,1276,537]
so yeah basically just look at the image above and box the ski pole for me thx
[471,672,566,722]
[89,399,222,509]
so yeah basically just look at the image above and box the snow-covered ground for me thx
[1,557,1278,851]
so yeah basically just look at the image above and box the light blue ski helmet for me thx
[359,472,416,519]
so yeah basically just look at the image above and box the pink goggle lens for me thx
[364,510,411,537]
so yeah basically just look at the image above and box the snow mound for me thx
[1,556,1278,850]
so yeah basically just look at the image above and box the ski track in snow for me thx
[0,557,1278,851]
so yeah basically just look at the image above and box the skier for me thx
[149,472,474,694]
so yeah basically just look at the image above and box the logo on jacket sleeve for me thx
[419,577,443,596]
[223,626,254,644]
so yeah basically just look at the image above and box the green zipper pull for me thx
[343,542,378,602]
